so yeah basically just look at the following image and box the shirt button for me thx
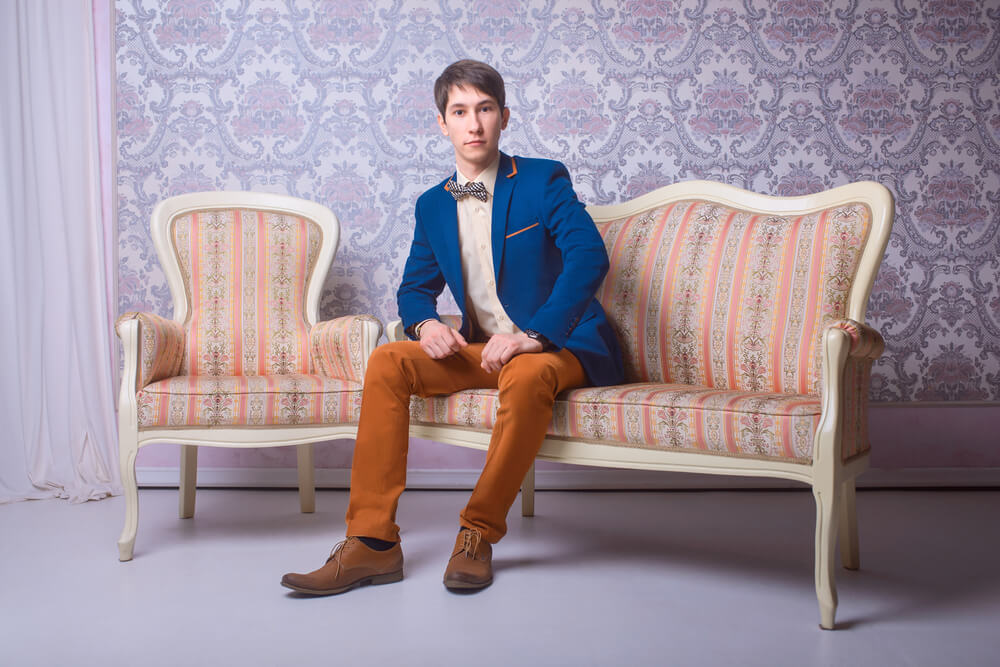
[488,280,495,288]
[479,244,486,250]
[477,208,485,216]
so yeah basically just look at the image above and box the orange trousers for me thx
[345,341,585,544]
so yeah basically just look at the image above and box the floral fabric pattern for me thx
[171,208,323,377]
[137,374,362,428]
[310,314,381,384]
[596,201,871,396]
[411,383,822,463]
[115,311,185,390]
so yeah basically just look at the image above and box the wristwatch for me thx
[411,318,436,340]
[523,329,552,351]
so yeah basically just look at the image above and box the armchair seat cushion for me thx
[411,383,821,462]
[137,374,363,428]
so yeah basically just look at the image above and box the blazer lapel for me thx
[491,153,516,281]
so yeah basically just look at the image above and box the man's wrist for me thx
[522,329,552,351]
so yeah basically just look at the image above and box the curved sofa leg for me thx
[297,444,316,514]
[521,461,535,517]
[117,437,139,562]
[813,481,840,630]
[839,479,859,570]
[179,445,198,519]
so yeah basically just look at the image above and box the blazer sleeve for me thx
[525,162,609,347]
[396,204,445,338]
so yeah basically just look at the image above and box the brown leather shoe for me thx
[443,528,493,590]
[281,537,403,595]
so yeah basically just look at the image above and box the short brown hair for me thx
[433,60,506,116]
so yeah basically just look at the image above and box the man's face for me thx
[437,84,509,178]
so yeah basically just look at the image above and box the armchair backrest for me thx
[587,181,893,395]
[151,192,340,376]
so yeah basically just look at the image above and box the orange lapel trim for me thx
[506,156,518,178]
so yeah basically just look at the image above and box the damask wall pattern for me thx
[116,0,1000,403]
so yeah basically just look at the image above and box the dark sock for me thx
[358,536,396,551]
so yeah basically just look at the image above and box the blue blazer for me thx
[397,153,624,387]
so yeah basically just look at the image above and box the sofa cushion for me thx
[410,383,822,462]
[137,374,362,428]
[171,208,323,377]
[595,200,871,396]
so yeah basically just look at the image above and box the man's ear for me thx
[501,107,510,130]
[437,113,449,136]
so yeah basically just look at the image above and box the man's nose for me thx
[470,112,483,133]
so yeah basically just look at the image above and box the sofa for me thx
[387,179,893,629]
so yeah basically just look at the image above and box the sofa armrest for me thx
[817,318,885,463]
[311,314,383,383]
[826,319,885,360]
[386,314,463,343]
[115,311,185,392]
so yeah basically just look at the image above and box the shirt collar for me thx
[455,154,500,196]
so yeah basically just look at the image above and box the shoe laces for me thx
[459,529,483,559]
[324,539,349,577]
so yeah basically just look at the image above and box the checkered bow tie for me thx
[447,179,489,202]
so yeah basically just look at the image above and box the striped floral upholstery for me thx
[137,374,362,428]
[595,201,871,395]
[115,311,185,389]
[172,208,322,376]
[411,385,821,462]
[311,314,382,384]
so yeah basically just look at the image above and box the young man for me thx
[281,60,623,594]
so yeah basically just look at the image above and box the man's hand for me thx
[418,320,468,359]
[480,332,543,372]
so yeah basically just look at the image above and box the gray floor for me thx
[2,488,998,666]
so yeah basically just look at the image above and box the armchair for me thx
[115,191,382,561]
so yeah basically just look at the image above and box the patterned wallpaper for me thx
[115,0,1000,403]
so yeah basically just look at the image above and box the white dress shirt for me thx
[454,156,520,339]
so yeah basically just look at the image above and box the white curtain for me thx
[0,0,119,503]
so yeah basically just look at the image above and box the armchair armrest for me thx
[311,314,383,383]
[115,311,185,392]
[386,314,463,343]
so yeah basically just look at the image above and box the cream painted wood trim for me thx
[136,463,1000,491]
[356,316,383,377]
[135,424,361,449]
[150,191,340,327]
[587,180,894,325]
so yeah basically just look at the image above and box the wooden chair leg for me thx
[117,434,139,561]
[179,445,198,519]
[297,443,316,514]
[813,480,840,630]
[521,461,535,517]
[839,479,860,570]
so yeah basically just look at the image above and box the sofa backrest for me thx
[591,195,875,395]
[168,207,324,376]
